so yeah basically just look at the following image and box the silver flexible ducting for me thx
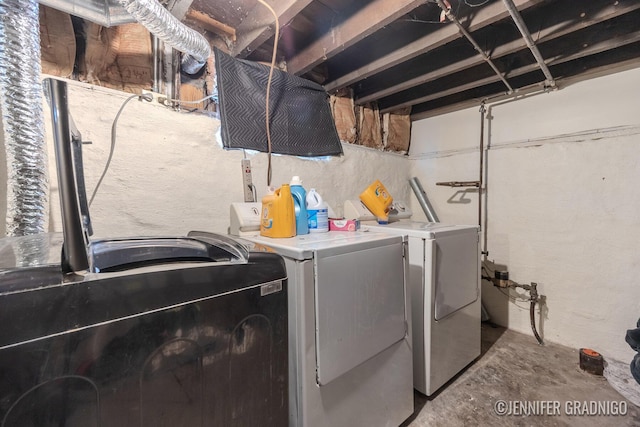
[0,0,48,236]
[38,0,136,27]
[117,0,211,74]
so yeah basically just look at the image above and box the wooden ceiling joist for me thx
[287,0,428,76]
[379,28,640,113]
[357,0,640,104]
[232,0,314,58]
[186,10,236,41]
[324,0,543,92]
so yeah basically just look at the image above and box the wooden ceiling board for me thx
[354,39,478,99]
[191,0,254,27]
[411,42,640,119]
[202,0,640,117]
[323,14,453,79]
[288,0,430,75]
[393,30,640,115]
[357,2,640,104]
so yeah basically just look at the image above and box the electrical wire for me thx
[162,94,218,105]
[90,93,217,207]
[89,93,152,206]
[257,0,280,187]
[497,287,531,309]
[412,0,461,24]
[402,18,446,25]
[465,0,490,6]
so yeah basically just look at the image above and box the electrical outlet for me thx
[241,159,254,202]
[141,90,170,106]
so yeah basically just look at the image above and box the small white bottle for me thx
[306,189,329,233]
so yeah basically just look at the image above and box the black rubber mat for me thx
[214,48,342,157]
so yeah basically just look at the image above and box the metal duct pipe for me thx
[117,0,211,74]
[38,0,136,27]
[45,78,90,273]
[501,0,555,88]
[40,0,210,74]
[409,177,440,223]
[0,0,48,236]
[435,0,513,93]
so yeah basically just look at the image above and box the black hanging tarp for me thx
[214,48,343,157]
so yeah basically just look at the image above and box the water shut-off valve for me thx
[482,269,544,345]
[487,270,539,302]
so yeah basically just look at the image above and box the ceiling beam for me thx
[324,0,543,92]
[380,28,640,113]
[186,10,237,41]
[286,0,428,76]
[232,0,314,58]
[357,0,640,103]
[410,57,640,121]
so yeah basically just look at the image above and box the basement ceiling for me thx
[183,0,640,120]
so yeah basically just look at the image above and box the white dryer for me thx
[230,203,414,427]
[360,216,480,396]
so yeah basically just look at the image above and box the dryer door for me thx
[433,230,479,321]
[313,237,406,385]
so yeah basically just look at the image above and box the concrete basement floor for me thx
[402,323,640,426]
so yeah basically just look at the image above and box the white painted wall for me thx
[4,69,638,366]
[41,79,410,239]
[410,66,640,363]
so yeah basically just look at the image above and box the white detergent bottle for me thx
[306,189,329,233]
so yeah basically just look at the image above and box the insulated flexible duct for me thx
[0,0,48,236]
[117,0,210,74]
[38,0,136,27]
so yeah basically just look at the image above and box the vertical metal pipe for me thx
[478,103,485,232]
[0,0,48,236]
[152,35,161,93]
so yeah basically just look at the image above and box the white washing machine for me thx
[346,201,481,396]
[230,204,414,426]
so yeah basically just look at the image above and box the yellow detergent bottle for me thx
[359,179,393,224]
[260,184,296,238]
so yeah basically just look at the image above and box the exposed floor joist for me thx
[287,0,428,76]
[356,0,640,104]
[410,53,640,121]
[383,30,640,114]
[233,0,314,58]
[323,0,544,92]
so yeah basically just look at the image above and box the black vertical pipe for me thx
[45,78,90,273]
